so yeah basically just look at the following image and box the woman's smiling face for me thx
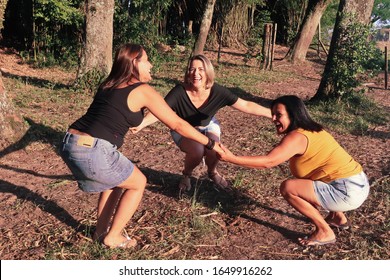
[188,59,207,89]
[272,103,291,134]
[136,50,153,82]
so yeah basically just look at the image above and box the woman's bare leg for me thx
[280,178,335,245]
[204,132,220,174]
[179,138,205,176]
[325,211,348,226]
[93,188,123,241]
[102,166,146,248]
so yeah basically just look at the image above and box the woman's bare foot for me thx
[103,234,137,249]
[208,171,230,189]
[298,229,336,246]
[178,175,192,192]
[325,212,349,228]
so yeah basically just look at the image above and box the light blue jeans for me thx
[60,132,134,193]
[313,171,370,212]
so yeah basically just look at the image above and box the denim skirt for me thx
[313,171,370,212]
[60,132,134,193]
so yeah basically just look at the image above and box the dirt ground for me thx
[0,45,389,260]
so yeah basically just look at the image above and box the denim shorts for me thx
[60,132,135,193]
[313,171,370,212]
[170,117,221,147]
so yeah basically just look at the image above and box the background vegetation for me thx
[0,0,389,260]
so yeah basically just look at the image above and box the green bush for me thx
[309,91,389,135]
[73,69,106,95]
[329,14,383,99]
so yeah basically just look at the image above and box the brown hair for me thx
[184,54,215,89]
[100,43,144,91]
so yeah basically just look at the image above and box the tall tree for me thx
[193,0,216,55]
[314,0,375,100]
[0,71,27,148]
[267,0,309,44]
[289,0,333,63]
[0,0,7,32]
[77,0,114,80]
[0,0,27,147]
[212,1,265,49]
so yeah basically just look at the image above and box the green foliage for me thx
[320,0,339,44]
[267,0,308,44]
[372,0,390,24]
[74,69,106,95]
[31,0,83,67]
[114,0,172,47]
[309,91,389,135]
[34,0,83,25]
[245,0,266,4]
[113,0,173,63]
[246,8,270,49]
[327,15,383,99]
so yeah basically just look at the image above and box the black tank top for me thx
[70,83,144,148]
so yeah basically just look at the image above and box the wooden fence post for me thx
[262,23,276,70]
[270,23,277,70]
[217,23,224,64]
[385,46,388,90]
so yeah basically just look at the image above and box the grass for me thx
[2,50,389,261]
[215,64,293,94]
[308,91,389,135]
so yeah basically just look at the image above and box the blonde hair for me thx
[184,54,215,89]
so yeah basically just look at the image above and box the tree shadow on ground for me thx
[0,179,85,233]
[0,119,88,233]
[240,214,304,244]
[1,70,71,90]
[228,86,273,108]
[141,166,306,242]
[0,163,73,180]
[0,117,63,159]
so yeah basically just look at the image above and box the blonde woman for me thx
[133,54,271,191]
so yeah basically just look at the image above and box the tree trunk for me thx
[193,0,216,55]
[77,0,114,79]
[0,0,7,33]
[0,72,27,148]
[313,0,375,100]
[218,2,251,49]
[290,0,332,63]
[188,20,193,34]
[0,0,27,147]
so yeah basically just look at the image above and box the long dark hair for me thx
[271,95,323,133]
[100,43,144,91]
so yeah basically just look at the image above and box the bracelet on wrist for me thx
[205,138,215,150]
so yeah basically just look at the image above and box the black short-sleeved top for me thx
[165,83,238,127]
[70,83,144,148]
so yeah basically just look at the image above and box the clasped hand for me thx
[215,143,234,162]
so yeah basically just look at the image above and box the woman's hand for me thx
[212,141,224,156]
[215,143,235,162]
[130,125,144,134]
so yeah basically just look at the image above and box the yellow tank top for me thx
[289,129,362,182]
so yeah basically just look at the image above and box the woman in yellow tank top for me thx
[217,95,370,246]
